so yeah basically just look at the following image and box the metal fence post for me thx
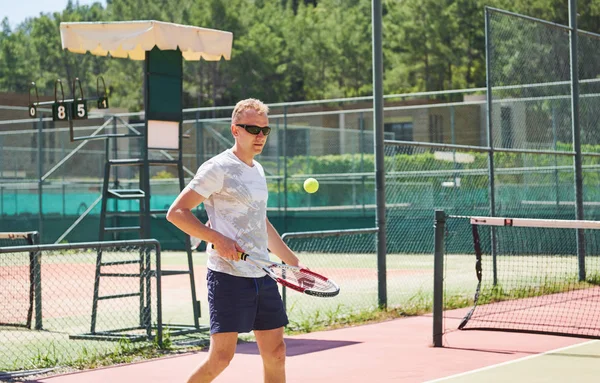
[433,209,446,347]
[485,8,498,286]
[569,0,586,281]
[372,0,387,309]
[36,116,44,241]
[283,106,288,233]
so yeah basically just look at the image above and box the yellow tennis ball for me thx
[303,178,319,193]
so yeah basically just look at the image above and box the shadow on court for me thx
[231,338,362,356]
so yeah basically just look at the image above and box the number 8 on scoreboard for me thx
[52,79,69,121]
[52,102,68,121]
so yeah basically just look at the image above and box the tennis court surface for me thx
[22,308,598,383]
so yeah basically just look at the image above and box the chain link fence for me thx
[0,91,485,244]
[281,228,378,329]
[0,239,207,379]
[486,7,600,219]
[2,5,600,376]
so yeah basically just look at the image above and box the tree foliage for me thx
[1,0,598,110]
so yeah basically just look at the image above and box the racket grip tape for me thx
[210,244,250,261]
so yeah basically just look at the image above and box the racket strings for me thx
[271,267,336,292]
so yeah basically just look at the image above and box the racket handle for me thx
[210,244,250,261]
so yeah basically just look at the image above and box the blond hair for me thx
[231,98,269,123]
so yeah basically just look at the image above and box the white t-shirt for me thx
[187,149,269,277]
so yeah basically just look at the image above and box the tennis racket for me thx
[211,245,340,298]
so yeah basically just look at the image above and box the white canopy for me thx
[60,20,233,61]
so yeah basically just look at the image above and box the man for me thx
[167,98,300,383]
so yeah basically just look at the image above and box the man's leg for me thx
[254,327,286,383]
[187,332,238,383]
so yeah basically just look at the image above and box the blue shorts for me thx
[206,269,289,334]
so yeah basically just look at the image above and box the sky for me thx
[1,0,107,29]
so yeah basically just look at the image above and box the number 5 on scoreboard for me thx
[72,100,88,120]
[71,77,88,120]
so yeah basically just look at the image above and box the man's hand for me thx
[212,236,245,262]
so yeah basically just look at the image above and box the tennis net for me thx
[440,215,600,339]
[0,232,39,329]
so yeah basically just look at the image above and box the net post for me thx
[433,209,446,347]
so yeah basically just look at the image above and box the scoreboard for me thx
[28,77,109,121]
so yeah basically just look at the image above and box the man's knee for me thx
[186,348,234,383]
[263,339,286,364]
[208,348,235,371]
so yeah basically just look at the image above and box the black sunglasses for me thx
[236,124,271,136]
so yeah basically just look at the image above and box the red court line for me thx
[27,309,589,383]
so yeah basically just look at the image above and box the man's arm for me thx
[266,218,300,267]
[166,187,241,261]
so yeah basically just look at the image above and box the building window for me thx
[429,115,444,143]
[384,122,413,141]
[501,107,513,148]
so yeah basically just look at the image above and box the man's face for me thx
[232,109,270,155]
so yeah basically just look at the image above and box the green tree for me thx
[1,0,599,110]
[384,0,454,92]
[0,19,38,93]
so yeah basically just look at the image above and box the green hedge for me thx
[265,144,600,208]
[278,143,600,185]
